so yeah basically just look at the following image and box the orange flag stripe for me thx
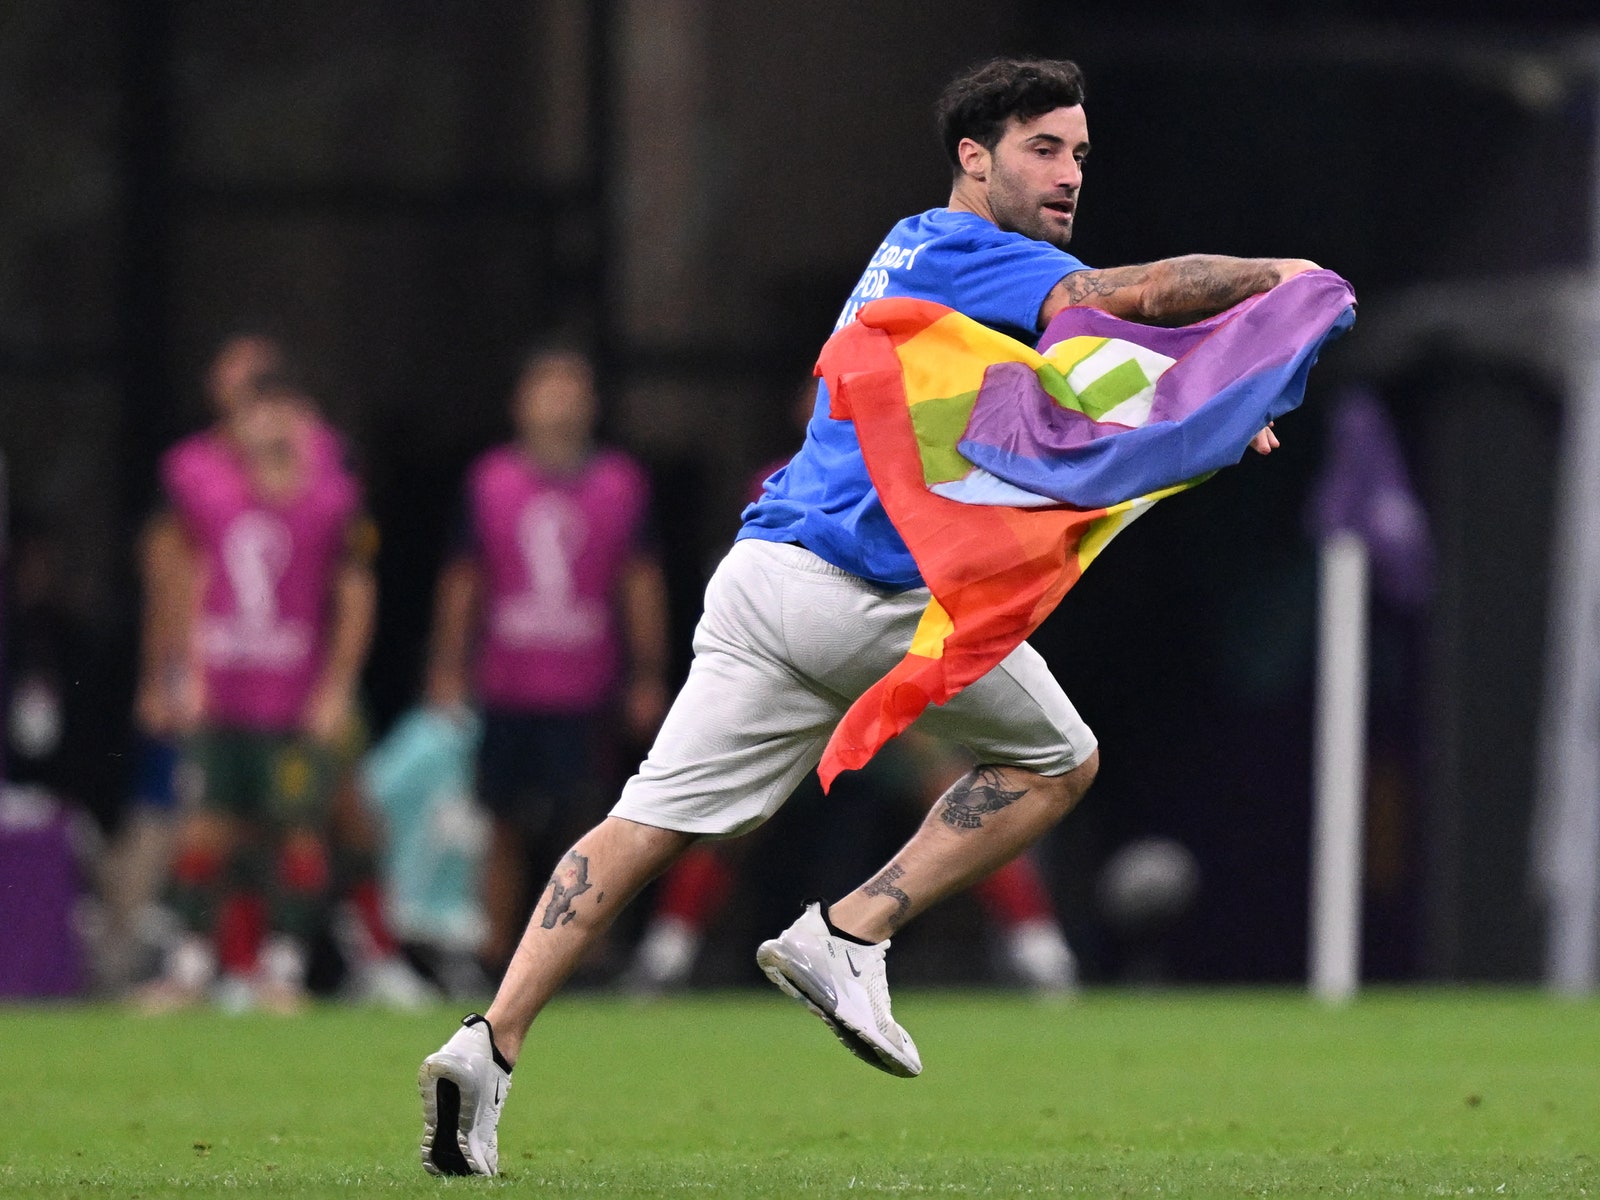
[817,304,1121,788]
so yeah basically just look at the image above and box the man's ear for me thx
[956,137,989,182]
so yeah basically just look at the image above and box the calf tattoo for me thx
[539,850,594,929]
[863,863,913,932]
[938,766,1027,830]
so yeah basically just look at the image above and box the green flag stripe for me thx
[1034,363,1088,414]
[909,390,980,484]
[1073,357,1152,420]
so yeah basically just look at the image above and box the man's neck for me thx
[946,177,995,225]
[521,436,590,475]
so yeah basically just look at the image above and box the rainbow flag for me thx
[816,268,1356,788]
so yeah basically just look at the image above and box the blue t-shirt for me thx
[738,208,1088,589]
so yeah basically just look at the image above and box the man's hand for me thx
[1272,259,1321,284]
[1233,260,1314,457]
[163,668,206,735]
[303,682,354,745]
[624,674,669,742]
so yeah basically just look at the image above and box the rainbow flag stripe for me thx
[815,269,1356,788]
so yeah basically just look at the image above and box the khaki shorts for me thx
[611,539,1096,837]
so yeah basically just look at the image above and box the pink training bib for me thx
[468,446,649,712]
[162,422,360,730]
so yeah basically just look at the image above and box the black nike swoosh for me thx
[844,949,863,978]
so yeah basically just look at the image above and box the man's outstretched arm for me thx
[1039,255,1319,327]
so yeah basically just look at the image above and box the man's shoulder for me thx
[164,428,223,467]
[877,210,1085,335]
[885,209,1084,284]
[883,207,990,248]
[469,443,524,484]
[590,444,645,478]
[302,416,353,479]
[584,447,651,505]
[161,429,234,494]
[890,207,1052,249]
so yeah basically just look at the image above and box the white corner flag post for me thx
[1532,71,1600,996]
[1310,530,1370,1004]
[1535,280,1600,996]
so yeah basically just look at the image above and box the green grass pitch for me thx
[2,989,1595,1197]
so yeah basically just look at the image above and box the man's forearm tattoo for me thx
[938,766,1028,830]
[1059,264,1149,305]
[1060,257,1281,323]
[1165,255,1279,316]
[539,850,594,929]
[862,863,913,932]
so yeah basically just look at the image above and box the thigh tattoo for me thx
[937,766,1027,830]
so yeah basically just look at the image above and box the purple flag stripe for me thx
[958,271,1356,509]
[977,362,1133,451]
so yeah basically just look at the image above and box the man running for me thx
[419,55,1318,1177]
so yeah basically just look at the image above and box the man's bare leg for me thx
[484,816,695,1063]
[423,815,691,1176]
[828,750,1099,943]
[753,751,1098,1079]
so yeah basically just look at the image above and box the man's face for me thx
[206,336,284,418]
[514,352,597,445]
[980,106,1089,250]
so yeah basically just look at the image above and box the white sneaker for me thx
[252,934,311,1016]
[755,901,922,1078]
[1002,920,1080,996]
[419,1014,512,1176]
[131,933,215,1014]
[213,973,258,1015]
[354,955,438,1010]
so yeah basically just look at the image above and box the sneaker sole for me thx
[755,939,919,1078]
[418,1059,490,1176]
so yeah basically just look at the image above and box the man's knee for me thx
[1035,746,1099,813]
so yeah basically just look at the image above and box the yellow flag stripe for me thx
[908,595,954,659]
[1041,335,1106,378]
[897,313,1037,407]
[1076,481,1196,568]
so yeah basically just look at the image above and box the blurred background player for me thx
[424,342,668,972]
[625,381,1078,996]
[135,335,379,1012]
[107,337,285,990]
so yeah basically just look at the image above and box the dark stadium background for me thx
[1,0,1592,985]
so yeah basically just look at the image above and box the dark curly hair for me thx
[936,57,1087,173]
